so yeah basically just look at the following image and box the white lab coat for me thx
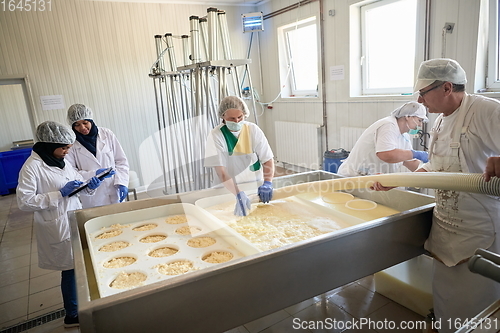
[337,116,413,176]
[421,94,500,332]
[204,122,274,185]
[65,127,129,208]
[16,152,93,271]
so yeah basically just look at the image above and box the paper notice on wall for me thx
[330,65,344,81]
[40,95,65,111]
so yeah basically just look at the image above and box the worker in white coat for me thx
[417,59,500,333]
[65,104,129,208]
[17,121,104,328]
[374,58,500,333]
[337,101,429,177]
[205,96,274,216]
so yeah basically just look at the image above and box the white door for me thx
[0,78,36,151]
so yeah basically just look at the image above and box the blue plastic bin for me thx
[323,149,349,174]
[0,148,32,195]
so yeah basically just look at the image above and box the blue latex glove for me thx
[60,180,84,197]
[234,191,251,216]
[118,185,128,202]
[96,168,116,179]
[411,150,429,163]
[87,176,102,190]
[258,181,273,203]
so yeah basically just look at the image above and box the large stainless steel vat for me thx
[70,171,435,333]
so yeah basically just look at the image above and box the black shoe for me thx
[64,315,79,328]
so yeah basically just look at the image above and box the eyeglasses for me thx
[418,83,443,98]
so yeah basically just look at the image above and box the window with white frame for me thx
[277,17,319,98]
[355,0,423,96]
[487,0,500,90]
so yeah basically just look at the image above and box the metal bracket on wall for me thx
[444,22,455,33]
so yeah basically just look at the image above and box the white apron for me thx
[426,95,500,332]
[425,95,496,266]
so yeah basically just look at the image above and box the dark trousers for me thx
[61,269,78,318]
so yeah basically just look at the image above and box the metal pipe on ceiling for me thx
[263,0,318,20]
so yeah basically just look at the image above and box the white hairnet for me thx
[217,96,249,118]
[36,121,76,144]
[414,58,467,92]
[391,101,428,122]
[67,104,93,125]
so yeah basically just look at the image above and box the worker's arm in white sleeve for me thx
[109,130,129,187]
[214,166,240,196]
[376,149,414,163]
[378,148,428,165]
[17,166,61,211]
[262,158,274,182]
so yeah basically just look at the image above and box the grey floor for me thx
[0,175,428,332]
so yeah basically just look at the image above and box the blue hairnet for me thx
[67,104,93,125]
[36,121,76,144]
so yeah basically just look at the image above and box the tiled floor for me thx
[0,192,77,333]
[0,167,428,332]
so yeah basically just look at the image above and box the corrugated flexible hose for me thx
[268,172,500,201]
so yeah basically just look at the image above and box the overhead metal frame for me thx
[148,9,258,195]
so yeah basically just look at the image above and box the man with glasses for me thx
[415,58,500,333]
